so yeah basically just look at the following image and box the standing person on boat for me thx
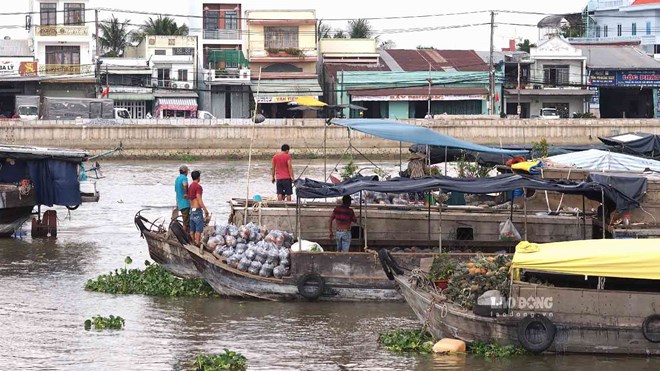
[174,165,191,234]
[188,170,209,245]
[330,195,357,252]
[271,144,295,201]
[407,152,428,204]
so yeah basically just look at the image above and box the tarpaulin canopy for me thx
[332,119,528,155]
[547,149,660,172]
[511,239,660,280]
[588,173,647,211]
[599,132,660,158]
[294,174,640,210]
[156,98,198,111]
[291,96,327,107]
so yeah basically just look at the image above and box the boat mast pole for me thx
[438,188,443,253]
[363,191,368,251]
[601,188,606,239]
[244,67,262,225]
[427,190,431,243]
[582,195,587,239]
[296,195,301,242]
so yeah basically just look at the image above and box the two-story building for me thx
[99,58,154,119]
[245,9,322,118]
[125,35,199,118]
[29,0,96,98]
[190,2,250,118]
[503,36,594,118]
[0,39,38,116]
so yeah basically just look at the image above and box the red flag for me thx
[495,91,500,102]
[101,84,110,98]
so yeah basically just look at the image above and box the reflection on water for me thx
[0,160,660,370]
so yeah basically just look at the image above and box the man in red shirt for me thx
[187,170,209,245]
[330,195,357,252]
[271,144,295,201]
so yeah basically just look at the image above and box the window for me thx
[617,24,622,36]
[178,69,188,82]
[154,49,166,55]
[604,25,608,37]
[543,65,570,86]
[647,21,652,35]
[157,68,170,87]
[204,11,219,31]
[64,3,85,25]
[45,46,80,65]
[596,25,601,37]
[264,26,299,49]
[225,10,238,30]
[40,3,56,26]
[632,23,637,36]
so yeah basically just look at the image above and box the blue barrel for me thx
[513,188,524,198]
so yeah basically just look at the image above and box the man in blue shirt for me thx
[175,165,191,234]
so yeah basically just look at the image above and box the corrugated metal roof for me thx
[255,78,322,96]
[383,49,489,72]
[575,45,660,69]
[0,39,31,57]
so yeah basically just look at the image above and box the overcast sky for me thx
[1,0,585,51]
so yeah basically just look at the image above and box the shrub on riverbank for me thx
[84,315,125,331]
[378,329,434,353]
[191,350,247,371]
[84,260,216,297]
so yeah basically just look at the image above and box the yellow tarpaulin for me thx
[294,96,327,107]
[511,160,541,173]
[512,239,660,280]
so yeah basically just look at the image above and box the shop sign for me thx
[351,94,487,102]
[0,59,38,77]
[656,88,660,118]
[590,70,660,87]
[257,96,318,104]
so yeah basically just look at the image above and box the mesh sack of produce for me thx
[445,254,512,310]
[227,255,240,268]
[248,260,262,275]
[273,265,286,279]
[266,247,280,265]
[222,247,235,258]
[235,243,247,255]
[224,235,237,248]
[280,258,290,268]
[215,224,228,236]
[259,265,274,277]
[238,256,252,272]
[278,248,290,262]
[226,224,239,237]
[245,246,257,260]
[238,226,250,240]
[207,236,221,250]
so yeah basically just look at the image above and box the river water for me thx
[1,160,660,370]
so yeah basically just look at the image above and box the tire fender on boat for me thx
[516,314,556,354]
[642,314,660,343]
[297,273,325,301]
[170,220,190,245]
[378,249,404,281]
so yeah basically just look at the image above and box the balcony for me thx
[204,68,251,85]
[40,64,92,76]
[35,25,89,37]
[249,48,318,62]
[203,29,241,40]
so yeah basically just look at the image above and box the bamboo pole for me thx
[523,187,528,241]
[582,195,587,239]
[363,193,368,251]
[438,188,443,253]
[601,189,606,239]
[243,67,262,225]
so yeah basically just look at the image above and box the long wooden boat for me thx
[394,239,660,355]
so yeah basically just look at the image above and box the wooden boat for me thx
[394,239,660,355]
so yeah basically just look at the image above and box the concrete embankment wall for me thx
[1,118,658,159]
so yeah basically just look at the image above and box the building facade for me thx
[504,36,593,118]
[29,0,96,98]
[0,40,39,117]
[126,35,199,118]
[99,58,154,119]
[246,9,322,118]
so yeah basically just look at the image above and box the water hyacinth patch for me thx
[469,341,527,358]
[84,259,217,297]
[378,328,434,353]
[84,315,125,331]
[192,349,248,371]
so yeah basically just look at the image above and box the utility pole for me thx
[426,63,432,118]
[517,61,521,118]
[488,11,495,115]
[95,9,100,97]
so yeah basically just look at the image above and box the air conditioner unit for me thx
[171,83,177,89]
[152,81,158,87]
[184,83,190,89]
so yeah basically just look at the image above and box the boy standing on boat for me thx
[272,144,295,201]
[174,165,190,234]
[188,170,209,246]
[330,195,357,252]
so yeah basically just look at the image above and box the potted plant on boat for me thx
[429,253,456,290]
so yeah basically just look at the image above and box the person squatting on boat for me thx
[330,195,357,252]
[188,170,209,245]
[272,144,295,201]
[174,165,190,234]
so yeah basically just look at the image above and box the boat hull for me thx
[143,231,202,279]
[395,275,660,355]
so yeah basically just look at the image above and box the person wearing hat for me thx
[174,165,191,234]
[406,152,428,204]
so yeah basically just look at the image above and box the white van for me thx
[539,108,560,120]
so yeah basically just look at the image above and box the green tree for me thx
[347,18,373,38]
[560,24,583,38]
[317,20,332,40]
[516,39,536,53]
[132,15,189,43]
[98,15,131,57]
[333,29,347,39]
[416,45,434,49]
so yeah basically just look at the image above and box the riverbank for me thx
[1,118,658,159]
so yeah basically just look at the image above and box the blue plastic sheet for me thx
[27,160,81,207]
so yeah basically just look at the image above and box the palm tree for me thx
[516,39,536,53]
[98,15,131,57]
[132,15,189,43]
[347,18,373,39]
[317,20,332,40]
[333,29,347,39]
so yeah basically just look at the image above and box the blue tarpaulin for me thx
[333,119,528,155]
[27,160,81,207]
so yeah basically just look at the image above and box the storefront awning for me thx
[349,87,488,102]
[255,79,323,103]
[503,89,596,97]
[111,93,155,101]
[156,98,198,111]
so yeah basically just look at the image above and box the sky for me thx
[0,0,586,51]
